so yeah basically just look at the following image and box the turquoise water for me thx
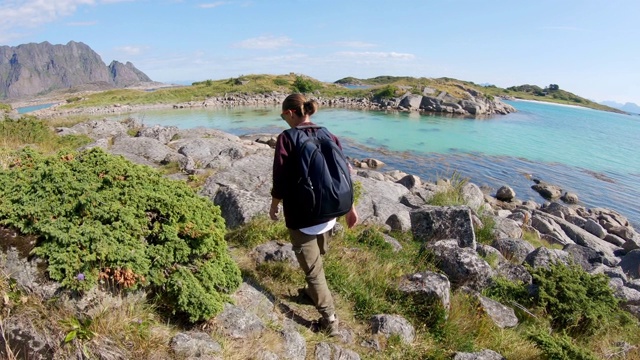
[17,103,56,114]
[112,101,640,227]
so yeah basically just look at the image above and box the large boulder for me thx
[398,271,451,311]
[491,238,535,264]
[410,206,476,248]
[426,240,494,291]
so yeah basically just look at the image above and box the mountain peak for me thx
[0,41,153,100]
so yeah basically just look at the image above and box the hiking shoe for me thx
[319,316,340,337]
[297,286,312,299]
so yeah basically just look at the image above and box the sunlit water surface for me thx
[109,100,640,227]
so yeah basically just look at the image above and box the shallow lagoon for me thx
[110,100,640,227]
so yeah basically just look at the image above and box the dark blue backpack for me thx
[283,125,353,221]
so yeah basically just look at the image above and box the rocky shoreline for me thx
[11,85,516,120]
[2,118,639,359]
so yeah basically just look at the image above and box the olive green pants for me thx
[289,229,335,319]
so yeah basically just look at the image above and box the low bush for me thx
[485,262,627,337]
[0,147,241,322]
[527,327,599,360]
[292,76,321,93]
[0,116,91,153]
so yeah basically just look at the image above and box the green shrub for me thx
[0,116,91,152]
[531,262,619,336]
[0,103,11,112]
[527,327,599,360]
[483,277,532,307]
[373,85,398,99]
[273,78,289,86]
[485,262,623,337]
[0,148,241,322]
[292,76,320,93]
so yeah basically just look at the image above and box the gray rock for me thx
[491,238,535,264]
[476,295,518,328]
[453,349,506,360]
[281,329,306,360]
[561,192,579,204]
[534,211,620,259]
[111,136,176,163]
[400,193,427,209]
[476,244,507,266]
[215,303,265,339]
[601,234,623,249]
[565,214,587,228]
[314,343,360,360]
[2,315,53,360]
[524,247,569,269]
[370,314,415,344]
[619,250,640,278]
[398,271,451,310]
[385,213,411,232]
[399,94,423,109]
[613,285,640,305]
[137,124,179,144]
[381,233,403,252]
[396,174,421,190]
[410,206,476,249]
[2,246,59,299]
[530,214,574,246]
[531,181,562,200]
[461,183,484,209]
[495,186,515,202]
[589,264,628,282]
[426,240,494,291]
[68,118,129,139]
[170,332,222,358]
[356,169,385,181]
[563,243,604,272]
[492,217,523,240]
[251,241,298,268]
[255,351,279,360]
[584,218,607,239]
[207,185,270,229]
[231,282,277,322]
[353,175,412,230]
[495,262,533,284]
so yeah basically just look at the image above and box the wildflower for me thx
[76,273,85,281]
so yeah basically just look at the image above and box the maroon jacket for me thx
[271,123,344,229]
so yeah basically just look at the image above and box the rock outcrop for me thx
[3,119,640,359]
[0,41,152,99]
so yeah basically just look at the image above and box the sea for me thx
[108,100,640,228]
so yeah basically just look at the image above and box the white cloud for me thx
[336,51,416,60]
[198,1,226,8]
[114,45,147,56]
[66,20,97,26]
[0,0,136,42]
[233,35,293,50]
[334,41,377,48]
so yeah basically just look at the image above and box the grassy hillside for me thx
[58,73,625,115]
[336,76,625,114]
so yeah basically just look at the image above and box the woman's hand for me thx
[269,197,281,221]
[345,205,359,228]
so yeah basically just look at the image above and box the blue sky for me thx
[1,0,639,104]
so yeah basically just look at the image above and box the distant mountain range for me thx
[600,101,640,114]
[0,41,153,100]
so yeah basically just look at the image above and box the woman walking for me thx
[270,93,358,336]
